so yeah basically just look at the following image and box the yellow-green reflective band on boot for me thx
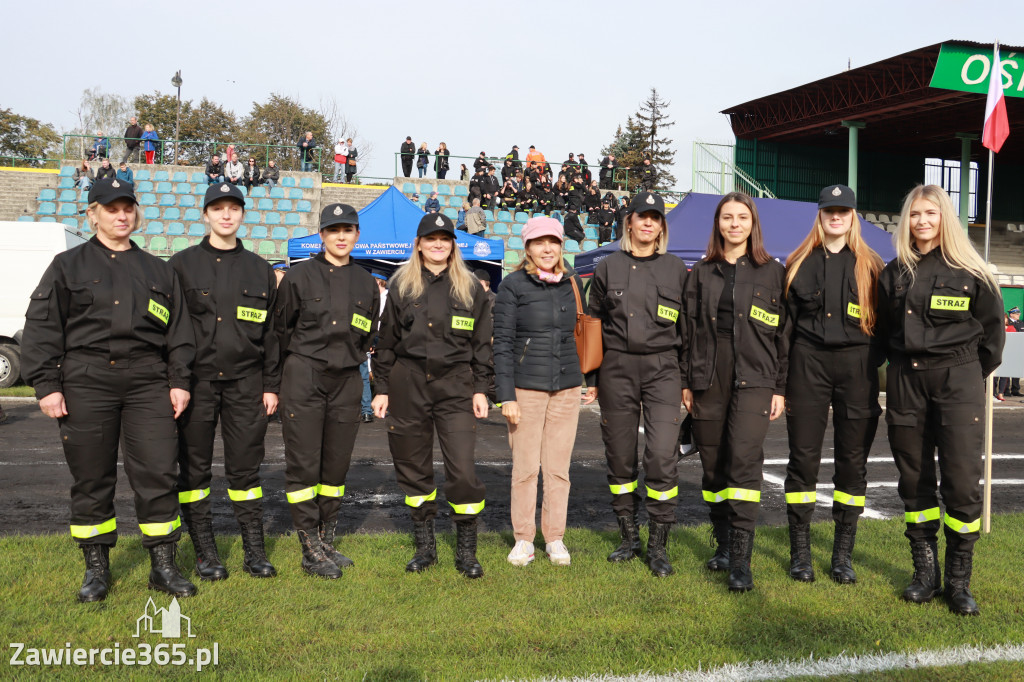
[70,517,116,539]
[725,488,761,503]
[227,487,263,502]
[703,489,726,503]
[450,500,485,515]
[905,507,941,524]
[286,486,317,504]
[139,516,181,537]
[178,487,211,504]
[317,484,345,498]
[833,490,865,507]
[786,491,817,504]
[405,489,437,508]
[610,480,638,495]
[646,485,678,501]
[944,514,981,534]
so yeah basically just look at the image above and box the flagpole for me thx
[983,145,995,534]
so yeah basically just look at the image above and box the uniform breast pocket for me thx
[603,280,627,310]
[27,284,53,321]
[928,276,973,322]
[238,287,270,333]
[299,295,326,324]
[655,285,682,327]
[185,287,214,317]
[68,278,99,315]
[749,289,782,333]
[350,299,374,336]
[793,286,822,315]
[449,305,476,339]
[145,280,172,327]
[845,282,863,324]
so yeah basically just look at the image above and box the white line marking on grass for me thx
[761,472,887,520]
[539,643,1024,681]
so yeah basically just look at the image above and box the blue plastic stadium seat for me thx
[258,198,274,211]
[443,208,458,220]
[188,223,205,237]
[179,195,196,208]
[144,206,160,220]
[163,207,181,221]
[296,200,312,212]
[515,213,529,224]
[17,215,34,222]
[265,212,281,225]
[454,185,469,197]
[584,227,598,240]
[250,226,268,239]
[137,181,154,193]
[288,188,302,200]
[134,170,151,181]
[270,187,285,199]
[175,183,191,194]
[299,178,314,189]
[250,187,266,198]
[492,223,510,236]
[140,193,157,206]
[437,185,452,195]
[159,194,176,207]
[564,240,581,253]
[244,212,260,224]
[166,222,185,236]
[244,198,254,210]
[146,222,164,235]
[238,185,248,197]
[59,166,75,177]
[285,213,300,226]
[62,217,78,229]
[277,199,293,212]
[58,190,77,203]
[271,227,288,240]
[40,216,57,222]
[184,208,201,222]
[192,184,206,195]
[190,172,205,184]
[156,181,172,193]
[58,203,78,216]
[153,171,169,182]
[37,202,56,215]
[402,183,416,194]
[280,177,296,188]
[511,224,523,236]
[508,236,524,249]
[58,177,75,189]
[291,228,308,238]
[172,172,187,183]
[418,183,433,194]
[38,189,56,201]
[497,211,513,222]
[237,226,247,238]
[581,240,598,251]
[416,195,427,207]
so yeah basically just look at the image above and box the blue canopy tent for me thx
[574,192,897,274]
[287,186,505,282]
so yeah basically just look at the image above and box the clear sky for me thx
[4,0,1022,187]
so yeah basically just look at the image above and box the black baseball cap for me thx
[629,191,666,217]
[203,182,245,209]
[818,184,856,210]
[88,178,137,205]
[417,212,456,238]
[473,269,489,282]
[320,203,359,229]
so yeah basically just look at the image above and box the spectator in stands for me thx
[500,178,518,211]
[333,138,349,182]
[526,145,545,169]
[225,153,245,186]
[501,158,516,184]
[596,200,615,243]
[563,207,585,243]
[141,124,159,165]
[511,171,523,193]
[615,195,629,240]
[459,164,469,181]
[553,175,569,210]
[561,153,578,177]
[122,117,144,164]
[400,136,415,177]
[469,167,485,199]
[599,154,618,190]
[116,162,134,187]
[205,154,225,184]
[263,160,279,189]
[424,191,441,213]
[466,197,487,235]
[1010,306,1023,396]
[518,178,537,213]
[536,184,555,216]
[88,132,110,161]
[416,142,430,178]
[456,201,469,231]
[434,142,450,179]
[578,154,592,185]
[584,184,602,217]
[482,166,500,210]
[297,131,317,173]
[344,139,357,183]
[73,159,94,192]
[95,157,116,181]
[505,145,521,172]
[473,151,488,174]
[244,157,262,189]
[638,156,657,190]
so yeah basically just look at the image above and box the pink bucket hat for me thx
[522,216,564,243]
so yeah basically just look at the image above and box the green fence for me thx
[0,155,62,169]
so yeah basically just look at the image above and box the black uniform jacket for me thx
[588,250,687,388]
[876,247,1004,376]
[374,267,494,396]
[170,237,280,391]
[682,255,790,394]
[274,254,379,374]
[786,246,873,349]
[22,236,195,398]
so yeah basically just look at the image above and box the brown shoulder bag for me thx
[569,276,604,373]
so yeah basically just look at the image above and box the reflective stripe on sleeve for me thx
[646,485,678,501]
[70,517,116,539]
[786,491,817,504]
[178,488,211,504]
[610,480,639,495]
[449,500,485,515]
[286,486,318,504]
[944,513,981,534]
[833,490,865,507]
[905,507,941,524]
[405,489,437,508]
[317,484,345,498]
[139,516,181,537]
[227,486,263,502]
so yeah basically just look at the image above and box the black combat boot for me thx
[646,521,674,577]
[727,527,755,593]
[830,522,857,584]
[239,521,276,578]
[189,521,228,581]
[148,543,199,597]
[78,545,111,603]
[901,539,941,603]
[454,519,483,579]
[706,519,730,571]
[297,528,341,579]
[608,514,642,563]
[406,520,438,573]
[788,523,814,582]
[319,517,355,568]
[944,547,980,616]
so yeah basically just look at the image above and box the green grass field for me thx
[0,386,34,397]
[2,516,1022,680]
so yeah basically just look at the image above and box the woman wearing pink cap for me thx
[493,217,595,566]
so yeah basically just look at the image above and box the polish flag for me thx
[982,43,1010,153]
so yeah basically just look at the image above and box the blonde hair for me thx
[785,210,884,335]
[86,200,143,233]
[517,238,566,275]
[894,184,998,291]
[620,211,668,255]
[391,235,476,307]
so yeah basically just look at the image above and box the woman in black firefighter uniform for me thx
[275,203,380,579]
[878,184,1004,615]
[21,177,197,602]
[371,213,492,579]
[782,184,884,585]
[586,191,687,578]
[170,182,279,582]
[681,192,789,592]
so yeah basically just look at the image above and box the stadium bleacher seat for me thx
[515,213,529,224]
[238,185,248,197]
[171,237,189,252]
[140,193,157,205]
[146,222,164,235]
[581,240,598,251]
[237,226,247,238]
[40,216,56,222]
[291,228,308,238]
[156,181,172,193]
[144,207,160,220]
[508,236,524,249]
[58,177,75,189]
[297,200,312,212]
[172,172,187,183]
[164,207,181,221]
[61,218,78,229]
[288,188,302,200]
[258,198,274,211]
[281,177,296,188]
[277,199,293,212]
[190,172,205,184]
[504,251,521,267]
[265,212,281,225]
[443,208,458,220]
[149,236,167,250]
[492,223,510,236]
[438,185,451,195]
[159,194,175,207]
[176,183,191,194]
[402,183,416,194]
[250,187,267,198]
[271,227,288,240]
[58,204,77,216]
[299,178,314,189]
[179,195,196,208]
[511,224,523,236]
[38,189,56,201]
[130,235,146,249]
[419,183,434,194]
[37,202,56,215]
[184,208,201,222]
[258,241,277,256]
[137,181,154,193]
[135,170,151,182]
[285,213,300,226]
[270,187,285,199]
[153,171,169,182]
[17,215,33,222]
[244,212,260,224]
[564,240,581,253]
[59,166,75,177]
[497,211,513,222]
[251,226,268,239]
[584,227,598,240]
[244,198,255,210]
[192,184,205,195]
[58,189,77,203]
[454,185,469,197]
[243,239,254,251]
[188,223,205,237]
[166,222,185,236]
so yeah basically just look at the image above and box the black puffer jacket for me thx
[493,266,588,402]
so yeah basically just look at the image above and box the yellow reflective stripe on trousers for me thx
[905,507,941,524]
[786,491,817,504]
[287,486,318,504]
[139,516,181,537]
[610,480,639,495]
[646,485,678,501]
[944,514,981,533]
[726,488,761,502]
[227,486,263,501]
[405,489,437,508]
[70,517,116,539]
[703,489,726,503]
[450,500,485,515]
[833,490,865,507]
[317,484,345,498]
[178,487,211,504]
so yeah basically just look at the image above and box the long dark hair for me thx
[705,192,771,265]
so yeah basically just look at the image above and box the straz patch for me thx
[148,299,170,325]
[351,313,371,332]
[749,304,779,327]
[847,302,862,319]
[931,295,970,311]
[451,316,475,331]
[237,306,268,323]
[657,305,679,323]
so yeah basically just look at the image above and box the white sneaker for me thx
[545,540,571,566]
[507,540,535,566]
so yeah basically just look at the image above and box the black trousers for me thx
[598,349,682,524]
[281,355,362,530]
[59,355,181,548]
[386,361,485,523]
[177,373,268,528]
[691,334,773,532]
[401,159,413,177]
[886,360,985,551]
[784,343,879,525]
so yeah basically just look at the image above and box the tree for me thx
[132,92,239,165]
[67,87,133,159]
[600,88,678,191]
[240,94,333,171]
[0,108,61,167]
